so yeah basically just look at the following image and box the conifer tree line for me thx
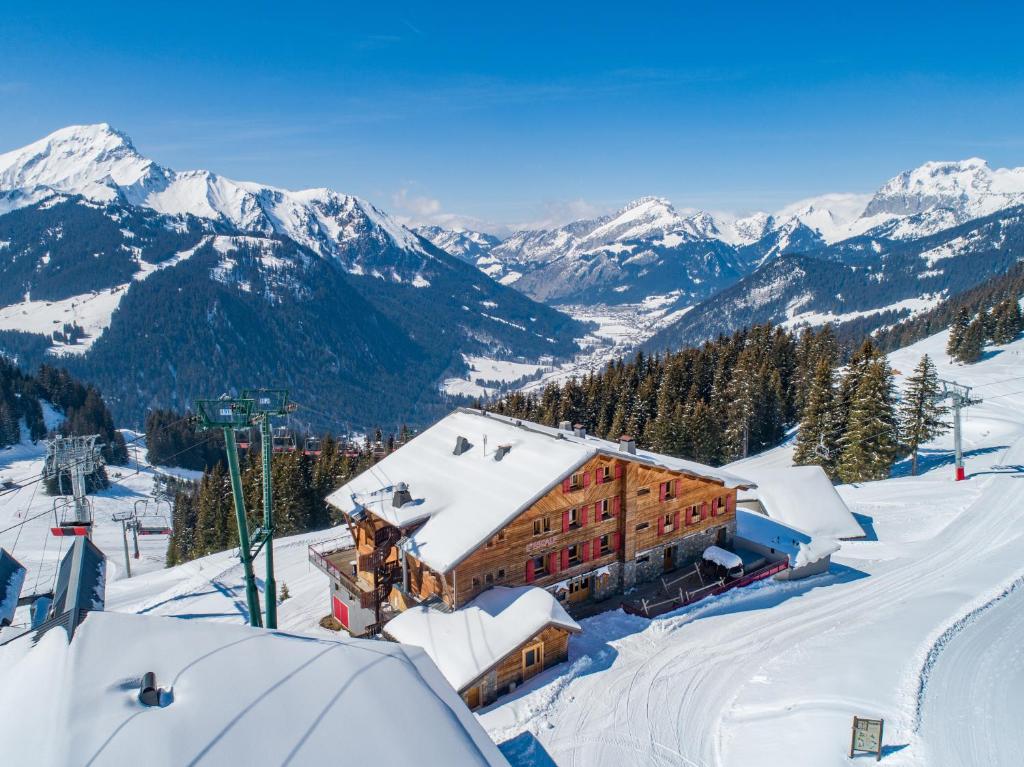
[945,297,1023,364]
[490,324,954,482]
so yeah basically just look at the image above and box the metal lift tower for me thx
[242,388,293,630]
[937,379,983,481]
[194,397,264,628]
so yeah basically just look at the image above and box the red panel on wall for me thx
[612,496,621,516]
[332,596,349,628]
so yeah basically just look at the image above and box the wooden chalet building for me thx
[311,408,754,707]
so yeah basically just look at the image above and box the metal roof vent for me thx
[619,435,636,455]
[494,444,512,461]
[573,423,586,438]
[392,482,413,508]
[559,420,572,432]
[453,435,472,456]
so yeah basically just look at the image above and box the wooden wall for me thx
[461,624,571,708]
[448,452,738,609]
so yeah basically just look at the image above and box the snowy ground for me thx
[4,324,1023,765]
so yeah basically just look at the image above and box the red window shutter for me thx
[612,496,621,516]
[613,532,622,551]
[562,477,571,493]
[549,552,559,574]
[561,548,570,570]
[582,541,591,561]
[614,463,623,479]
[581,504,589,526]
[659,483,667,502]
[727,494,736,514]
[525,559,535,583]
[673,479,680,498]
[673,510,680,530]
[701,501,709,521]
[562,510,570,533]
[657,515,665,536]
[593,536,602,557]
[584,471,592,488]
[595,469,604,485]
[686,505,694,526]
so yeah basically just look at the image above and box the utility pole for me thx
[194,397,263,628]
[936,379,983,481]
[242,388,293,630]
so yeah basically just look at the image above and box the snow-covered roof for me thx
[703,545,743,570]
[0,611,507,766]
[326,408,754,573]
[735,465,864,540]
[385,586,580,692]
[736,509,840,568]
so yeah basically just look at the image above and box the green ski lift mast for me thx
[242,388,294,630]
[194,396,264,628]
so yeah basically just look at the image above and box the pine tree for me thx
[992,297,1023,345]
[837,358,898,483]
[898,354,949,475]
[955,316,986,364]
[794,356,839,476]
[687,399,722,465]
[946,307,971,357]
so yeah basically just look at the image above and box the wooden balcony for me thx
[309,543,377,610]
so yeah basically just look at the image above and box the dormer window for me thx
[533,516,552,536]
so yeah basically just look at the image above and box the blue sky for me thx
[1,1,1022,232]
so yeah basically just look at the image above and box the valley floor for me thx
[2,326,1023,766]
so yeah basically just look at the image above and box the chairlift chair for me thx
[134,498,172,536]
[272,426,296,453]
[237,427,253,451]
[303,436,322,456]
[50,496,93,537]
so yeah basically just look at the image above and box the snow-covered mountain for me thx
[0,125,587,427]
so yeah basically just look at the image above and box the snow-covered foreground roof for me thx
[0,612,507,766]
[734,464,864,539]
[736,509,839,568]
[327,408,753,572]
[385,586,581,692]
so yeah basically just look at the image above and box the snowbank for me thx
[703,545,743,570]
[385,586,580,691]
[0,611,508,766]
[736,509,839,568]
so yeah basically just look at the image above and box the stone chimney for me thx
[558,420,572,432]
[618,435,636,455]
[573,423,586,438]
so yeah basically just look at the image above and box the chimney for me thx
[558,420,572,432]
[573,423,586,438]
[494,444,512,461]
[392,482,412,507]
[618,435,636,455]
[453,435,471,456]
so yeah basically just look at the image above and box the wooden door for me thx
[663,546,675,572]
[522,642,545,681]
[568,576,591,603]
[465,685,481,710]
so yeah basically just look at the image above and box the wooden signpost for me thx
[849,716,884,761]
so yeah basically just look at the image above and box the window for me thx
[637,487,650,496]
[472,577,481,588]
[486,538,494,548]
[689,505,700,524]
[660,481,676,500]
[636,521,649,531]
[524,647,538,666]
[636,554,650,565]
[568,544,581,566]
[568,577,589,596]
[532,555,547,576]
[485,573,493,584]
[533,516,551,536]
[663,513,675,534]
[598,466,611,483]
[497,568,505,580]
[597,498,611,520]
[498,530,506,541]
[569,507,580,529]
[570,472,582,489]
[599,534,611,555]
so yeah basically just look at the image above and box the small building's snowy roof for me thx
[703,545,743,570]
[385,585,581,692]
[736,508,840,568]
[327,408,754,573]
[0,611,508,766]
[735,464,864,540]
